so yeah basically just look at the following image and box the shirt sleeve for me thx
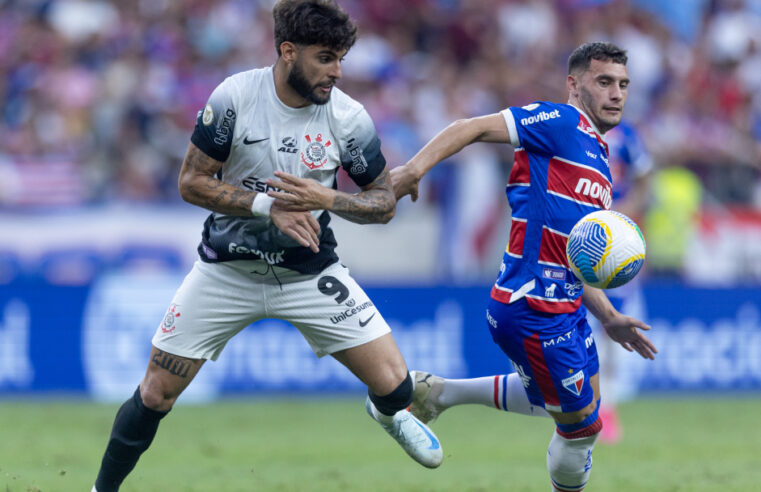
[501,102,573,155]
[190,77,237,162]
[339,107,386,187]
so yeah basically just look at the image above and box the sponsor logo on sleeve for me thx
[520,109,560,126]
[213,108,236,146]
[346,137,368,174]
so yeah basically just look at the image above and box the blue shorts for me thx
[486,298,599,413]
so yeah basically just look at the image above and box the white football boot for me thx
[365,397,443,468]
[409,370,446,424]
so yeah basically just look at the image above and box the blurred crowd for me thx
[0,0,759,211]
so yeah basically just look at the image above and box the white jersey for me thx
[190,66,387,274]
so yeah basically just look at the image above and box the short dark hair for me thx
[567,42,627,74]
[273,0,357,56]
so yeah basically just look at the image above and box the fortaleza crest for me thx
[301,133,331,169]
[562,370,585,396]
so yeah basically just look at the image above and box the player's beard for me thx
[287,61,331,105]
[580,86,620,133]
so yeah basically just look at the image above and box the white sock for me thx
[438,374,550,417]
[546,430,598,491]
[503,372,551,417]
[368,399,395,425]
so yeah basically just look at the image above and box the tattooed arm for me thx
[178,143,255,215]
[266,167,396,225]
[178,143,321,251]
[331,167,396,224]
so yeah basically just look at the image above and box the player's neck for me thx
[272,60,312,109]
[568,98,606,135]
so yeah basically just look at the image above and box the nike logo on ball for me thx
[243,136,269,145]
[359,313,376,327]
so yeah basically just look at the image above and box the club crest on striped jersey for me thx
[301,133,332,170]
[561,370,584,396]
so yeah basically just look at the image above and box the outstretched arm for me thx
[266,167,396,225]
[178,143,320,252]
[392,113,511,201]
[582,286,657,360]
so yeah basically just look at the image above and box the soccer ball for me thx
[566,210,646,289]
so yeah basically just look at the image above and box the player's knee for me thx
[551,398,599,426]
[555,403,602,440]
[139,382,177,412]
[547,410,602,491]
[368,372,413,416]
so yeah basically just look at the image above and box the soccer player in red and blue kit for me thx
[392,42,657,491]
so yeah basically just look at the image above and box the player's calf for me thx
[546,408,602,491]
[410,371,550,424]
[94,387,170,492]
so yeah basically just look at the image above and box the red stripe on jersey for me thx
[526,297,582,314]
[490,285,513,304]
[493,376,501,410]
[508,218,526,256]
[547,157,612,210]
[539,227,569,266]
[524,333,561,409]
[508,149,530,185]
[578,113,609,155]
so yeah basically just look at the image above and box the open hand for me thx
[602,314,658,360]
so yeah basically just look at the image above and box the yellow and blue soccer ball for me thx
[566,210,646,289]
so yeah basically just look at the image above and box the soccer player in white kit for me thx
[91,2,441,490]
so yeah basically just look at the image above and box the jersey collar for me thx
[570,104,609,156]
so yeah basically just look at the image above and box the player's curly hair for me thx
[273,0,357,56]
[568,42,628,74]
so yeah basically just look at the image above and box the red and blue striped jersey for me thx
[491,101,612,314]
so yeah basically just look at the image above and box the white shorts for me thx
[152,260,391,360]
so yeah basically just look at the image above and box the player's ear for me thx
[280,41,298,64]
[566,73,580,98]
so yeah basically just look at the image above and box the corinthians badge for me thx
[301,133,331,170]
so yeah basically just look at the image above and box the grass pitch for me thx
[1,396,759,491]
